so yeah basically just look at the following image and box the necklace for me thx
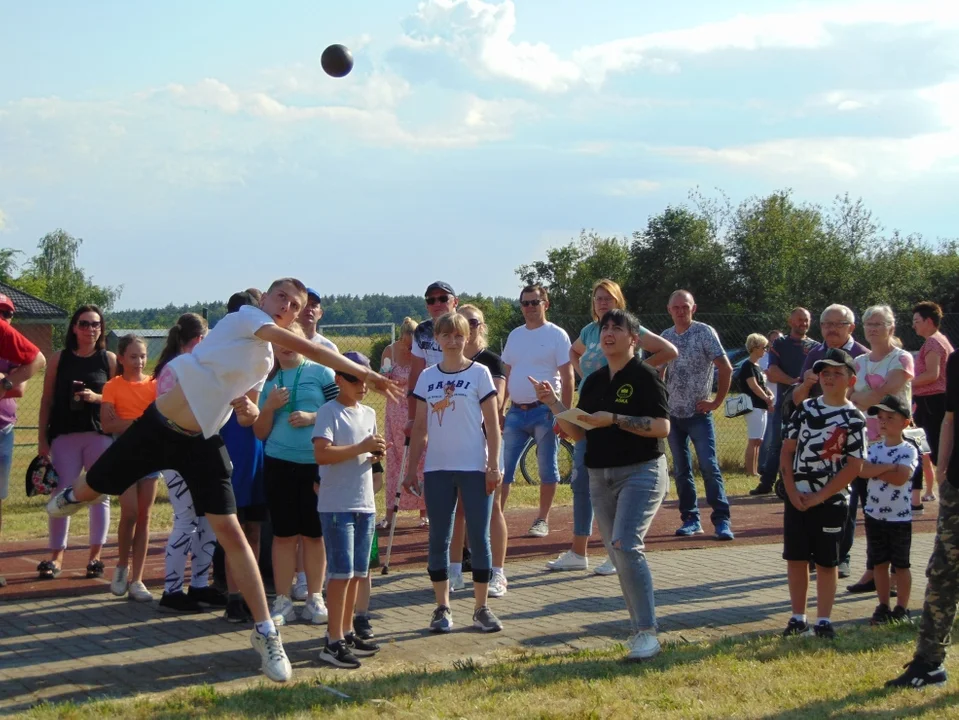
[277,360,306,412]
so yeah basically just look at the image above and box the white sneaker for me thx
[528,518,549,538]
[110,566,130,596]
[127,580,154,602]
[250,629,293,682]
[47,489,103,518]
[593,558,618,576]
[546,550,588,572]
[301,593,329,624]
[291,574,308,602]
[626,632,661,661]
[488,571,508,598]
[271,595,297,626]
[450,568,466,592]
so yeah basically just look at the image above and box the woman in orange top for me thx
[100,334,158,602]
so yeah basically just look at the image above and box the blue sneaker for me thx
[675,519,704,537]
[715,519,735,541]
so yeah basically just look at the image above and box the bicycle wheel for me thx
[520,437,575,485]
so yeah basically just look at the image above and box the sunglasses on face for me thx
[337,372,363,384]
[425,295,450,305]
[0,311,13,320]
[77,320,102,330]
[466,318,480,329]
[521,299,542,307]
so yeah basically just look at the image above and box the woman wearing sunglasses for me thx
[36,305,116,580]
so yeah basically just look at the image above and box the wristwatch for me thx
[1,378,12,391]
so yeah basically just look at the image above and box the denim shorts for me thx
[319,511,375,580]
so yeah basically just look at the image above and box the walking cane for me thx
[382,437,410,575]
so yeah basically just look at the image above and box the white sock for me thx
[296,571,306,585]
[492,566,503,576]
[63,488,77,503]
[450,562,462,575]
[816,617,830,625]
[791,613,807,623]
[255,619,277,637]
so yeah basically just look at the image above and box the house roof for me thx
[0,281,69,319]
[109,329,170,338]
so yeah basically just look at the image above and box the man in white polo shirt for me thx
[501,284,574,538]
[299,288,340,353]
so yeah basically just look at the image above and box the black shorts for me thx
[264,455,323,539]
[865,514,912,569]
[782,500,847,568]
[236,504,268,524]
[86,403,237,516]
[914,393,946,463]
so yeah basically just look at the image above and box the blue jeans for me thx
[590,456,668,632]
[503,404,560,485]
[424,470,493,584]
[667,413,731,526]
[571,438,593,537]
[319,511,375,580]
[0,425,14,501]
[759,401,785,488]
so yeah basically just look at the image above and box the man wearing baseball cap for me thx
[0,294,48,586]
[406,282,458,436]
[299,288,339,354]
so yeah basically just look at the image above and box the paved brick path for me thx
[0,534,936,714]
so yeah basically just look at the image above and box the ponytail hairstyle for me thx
[115,334,146,379]
[153,313,208,379]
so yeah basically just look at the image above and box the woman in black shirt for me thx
[736,333,775,476]
[532,309,670,662]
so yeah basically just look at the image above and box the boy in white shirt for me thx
[860,395,919,625]
[313,351,384,668]
[46,279,400,684]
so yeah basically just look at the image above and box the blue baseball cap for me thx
[306,288,322,303]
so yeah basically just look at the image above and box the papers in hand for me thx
[555,409,595,430]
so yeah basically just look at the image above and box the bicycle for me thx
[516,436,575,485]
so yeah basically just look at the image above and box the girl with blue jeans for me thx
[550,279,676,575]
[406,312,504,634]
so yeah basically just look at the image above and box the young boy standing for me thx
[313,351,383,668]
[781,347,866,639]
[861,395,918,624]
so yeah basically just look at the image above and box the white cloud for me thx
[602,179,662,196]
[0,208,7,231]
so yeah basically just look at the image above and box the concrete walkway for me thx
[0,534,935,714]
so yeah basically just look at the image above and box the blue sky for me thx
[1,0,957,310]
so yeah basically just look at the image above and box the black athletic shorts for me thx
[264,455,323,539]
[782,500,847,568]
[86,403,237,516]
[865,514,912,569]
[236,504,268,524]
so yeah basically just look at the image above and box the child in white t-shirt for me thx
[860,395,919,625]
[313,351,384,669]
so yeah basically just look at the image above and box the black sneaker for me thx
[912,504,924,516]
[871,603,893,626]
[224,597,254,623]
[189,586,228,607]
[353,614,374,640]
[886,659,947,689]
[158,590,203,614]
[318,640,361,669]
[749,484,773,496]
[783,618,811,637]
[891,606,912,624]
[345,632,380,657]
[813,620,836,639]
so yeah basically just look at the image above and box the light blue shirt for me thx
[577,322,648,392]
[259,360,338,464]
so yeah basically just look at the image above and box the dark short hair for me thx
[913,301,943,328]
[599,309,641,336]
[520,284,548,303]
[227,291,259,313]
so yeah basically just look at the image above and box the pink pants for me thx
[49,432,112,551]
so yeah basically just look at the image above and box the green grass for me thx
[21,624,957,719]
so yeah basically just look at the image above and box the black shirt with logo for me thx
[576,356,670,469]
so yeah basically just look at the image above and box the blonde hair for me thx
[863,304,895,328]
[399,317,418,337]
[746,333,768,353]
[435,312,469,337]
[458,304,488,349]
[267,322,305,380]
[591,279,627,322]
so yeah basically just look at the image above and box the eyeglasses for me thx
[77,320,102,330]
[425,295,450,305]
[521,299,542,307]
[864,322,889,329]
[821,321,850,329]
[466,318,480,329]
[0,311,13,320]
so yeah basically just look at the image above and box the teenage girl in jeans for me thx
[37,305,116,580]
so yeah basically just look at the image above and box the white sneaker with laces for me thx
[291,574,308,602]
[488,571,508,598]
[301,593,329,624]
[47,489,103,518]
[528,518,549,538]
[250,629,293,682]
[110,566,130,596]
[450,568,466,592]
[271,594,297,626]
[546,550,588,571]
[593,558,617,576]
[127,580,154,602]
[626,632,661,661]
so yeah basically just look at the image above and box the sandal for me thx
[37,560,61,580]
[419,517,430,528]
[86,559,105,579]
[376,518,390,530]
[922,494,937,502]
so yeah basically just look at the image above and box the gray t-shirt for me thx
[312,400,377,513]
[661,321,725,419]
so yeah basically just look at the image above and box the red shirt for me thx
[0,321,39,366]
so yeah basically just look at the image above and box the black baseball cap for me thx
[425,281,455,297]
[868,394,911,419]
[812,347,856,375]
[306,287,322,303]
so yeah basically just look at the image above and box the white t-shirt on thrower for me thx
[501,322,571,404]
[167,305,274,438]
[312,400,378,513]
[412,362,497,473]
